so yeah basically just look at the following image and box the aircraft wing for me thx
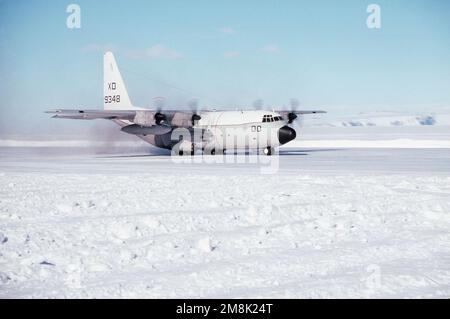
[277,110,326,116]
[46,109,201,127]
[295,110,326,114]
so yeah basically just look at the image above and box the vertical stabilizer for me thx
[103,52,135,110]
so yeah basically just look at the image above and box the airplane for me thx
[47,52,325,156]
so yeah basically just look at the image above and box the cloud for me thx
[223,51,240,58]
[127,44,182,60]
[261,44,280,54]
[220,27,235,35]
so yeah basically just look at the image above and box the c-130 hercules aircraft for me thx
[47,52,325,155]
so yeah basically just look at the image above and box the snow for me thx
[289,139,450,149]
[2,138,450,149]
[1,146,450,298]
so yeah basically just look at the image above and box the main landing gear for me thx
[262,147,274,156]
[178,143,195,156]
[204,148,225,155]
[176,146,274,156]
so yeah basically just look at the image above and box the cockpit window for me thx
[263,114,283,123]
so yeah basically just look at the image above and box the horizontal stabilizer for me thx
[46,109,136,120]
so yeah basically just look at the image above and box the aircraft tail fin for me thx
[103,52,136,110]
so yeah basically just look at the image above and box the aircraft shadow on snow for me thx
[97,148,344,158]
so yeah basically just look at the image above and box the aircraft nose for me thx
[278,125,297,145]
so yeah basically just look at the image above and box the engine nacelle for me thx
[121,124,172,136]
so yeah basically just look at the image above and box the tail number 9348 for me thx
[104,95,121,103]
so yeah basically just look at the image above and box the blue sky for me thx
[1,0,449,134]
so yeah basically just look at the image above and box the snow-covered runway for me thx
[1,147,449,298]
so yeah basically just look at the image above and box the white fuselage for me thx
[119,110,297,153]
[196,110,286,150]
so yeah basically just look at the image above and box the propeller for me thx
[286,99,299,124]
[153,96,165,109]
[153,97,167,125]
[287,98,303,127]
[188,97,201,126]
[253,99,264,110]
[288,112,298,124]
[154,112,167,125]
[290,98,300,109]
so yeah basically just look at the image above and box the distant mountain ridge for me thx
[311,112,450,127]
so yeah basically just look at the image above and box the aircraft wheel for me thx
[177,143,195,156]
[263,147,273,156]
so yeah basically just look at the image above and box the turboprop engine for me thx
[121,110,172,136]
